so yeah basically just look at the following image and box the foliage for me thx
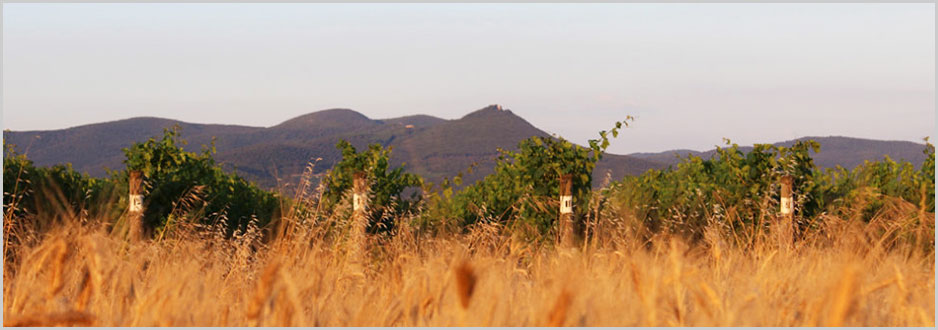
[448,119,632,235]
[607,140,823,238]
[415,168,471,235]
[607,138,935,241]
[121,127,280,237]
[321,140,423,234]
[3,142,118,225]
[812,139,935,219]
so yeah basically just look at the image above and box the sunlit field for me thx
[3,197,933,327]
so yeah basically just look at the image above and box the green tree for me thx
[321,140,423,234]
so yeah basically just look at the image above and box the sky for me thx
[2,3,934,154]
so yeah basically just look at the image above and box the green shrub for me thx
[607,140,820,239]
[449,119,631,236]
[320,140,423,234]
[3,143,118,225]
[812,139,935,219]
[607,138,935,241]
[121,128,280,237]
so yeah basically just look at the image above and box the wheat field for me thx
[2,204,934,327]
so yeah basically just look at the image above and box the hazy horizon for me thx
[3,3,934,154]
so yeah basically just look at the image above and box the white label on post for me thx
[780,196,792,215]
[353,193,364,212]
[560,195,573,214]
[129,194,143,213]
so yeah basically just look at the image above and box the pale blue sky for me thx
[3,3,934,154]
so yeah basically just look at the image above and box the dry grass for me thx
[2,174,935,327]
[2,206,933,327]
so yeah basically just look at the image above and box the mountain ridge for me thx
[3,105,661,188]
[629,135,930,170]
[4,106,927,190]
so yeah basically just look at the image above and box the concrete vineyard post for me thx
[128,170,144,241]
[779,175,794,247]
[351,172,368,257]
[780,175,794,223]
[559,174,574,247]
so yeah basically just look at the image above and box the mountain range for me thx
[630,136,930,171]
[3,105,929,190]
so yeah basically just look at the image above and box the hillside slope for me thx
[629,136,930,170]
[7,108,925,190]
[3,105,661,189]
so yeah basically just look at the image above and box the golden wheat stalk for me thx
[453,260,477,309]
[544,289,572,327]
